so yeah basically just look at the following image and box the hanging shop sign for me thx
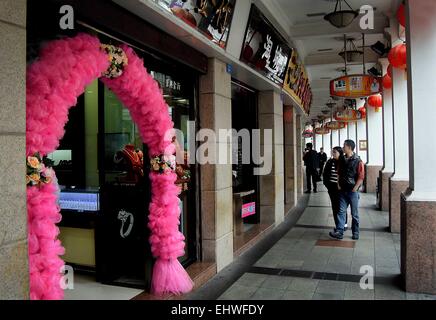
[283,49,312,114]
[334,109,363,122]
[240,5,292,85]
[157,0,236,49]
[330,74,382,98]
[314,127,331,135]
[302,129,313,138]
[325,121,347,130]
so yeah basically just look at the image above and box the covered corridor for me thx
[189,187,436,300]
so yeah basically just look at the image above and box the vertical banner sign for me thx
[240,5,292,85]
[242,202,256,218]
[283,49,312,114]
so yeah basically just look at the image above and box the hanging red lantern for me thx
[388,44,407,70]
[382,74,392,89]
[368,94,383,112]
[387,64,393,78]
[397,3,406,28]
[358,106,366,119]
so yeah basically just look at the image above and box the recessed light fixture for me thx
[307,12,327,17]
[318,48,334,52]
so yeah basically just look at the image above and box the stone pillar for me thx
[379,58,394,211]
[389,41,409,233]
[199,58,233,272]
[356,117,367,163]
[323,131,331,156]
[314,126,322,152]
[348,122,357,145]
[401,0,436,294]
[365,97,383,193]
[339,127,348,146]
[258,91,285,226]
[284,105,297,213]
[296,115,304,196]
[0,0,28,300]
[331,129,339,147]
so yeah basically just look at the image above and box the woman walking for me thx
[323,147,347,231]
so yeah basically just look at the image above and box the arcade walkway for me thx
[188,187,436,300]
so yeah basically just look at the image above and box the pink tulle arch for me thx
[26,33,193,300]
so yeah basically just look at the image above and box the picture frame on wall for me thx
[359,140,368,151]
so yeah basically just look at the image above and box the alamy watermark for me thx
[168,121,273,176]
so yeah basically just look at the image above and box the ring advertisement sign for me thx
[240,5,292,85]
[283,49,312,114]
[330,74,382,98]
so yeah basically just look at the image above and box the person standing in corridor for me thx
[318,147,328,179]
[323,146,347,231]
[329,140,364,240]
[303,143,319,193]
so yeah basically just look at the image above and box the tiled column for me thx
[365,97,383,193]
[389,38,409,233]
[355,98,367,163]
[379,58,394,211]
[401,0,436,294]
[284,105,297,213]
[258,91,285,226]
[199,58,233,272]
[323,131,331,156]
[296,115,304,196]
[331,129,339,147]
[339,126,348,147]
[347,122,357,146]
[0,0,28,300]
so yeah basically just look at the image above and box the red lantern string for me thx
[358,106,366,119]
[382,74,392,90]
[368,94,383,109]
[387,64,393,77]
[388,44,407,70]
[397,3,406,28]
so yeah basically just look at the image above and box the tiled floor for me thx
[216,187,436,300]
[64,274,143,300]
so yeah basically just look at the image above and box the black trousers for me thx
[306,167,318,191]
[319,162,326,177]
[327,183,348,229]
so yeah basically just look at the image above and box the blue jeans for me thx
[336,191,360,236]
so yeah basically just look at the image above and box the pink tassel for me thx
[151,259,194,295]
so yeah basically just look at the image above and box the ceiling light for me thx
[339,37,363,63]
[324,0,358,28]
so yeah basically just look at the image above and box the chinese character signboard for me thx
[153,0,236,49]
[242,202,256,218]
[240,5,292,85]
[330,75,382,98]
[334,109,364,122]
[283,49,312,114]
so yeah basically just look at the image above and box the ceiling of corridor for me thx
[267,0,400,123]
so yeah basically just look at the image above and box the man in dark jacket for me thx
[318,147,328,178]
[329,140,365,240]
[303,143,319,193]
